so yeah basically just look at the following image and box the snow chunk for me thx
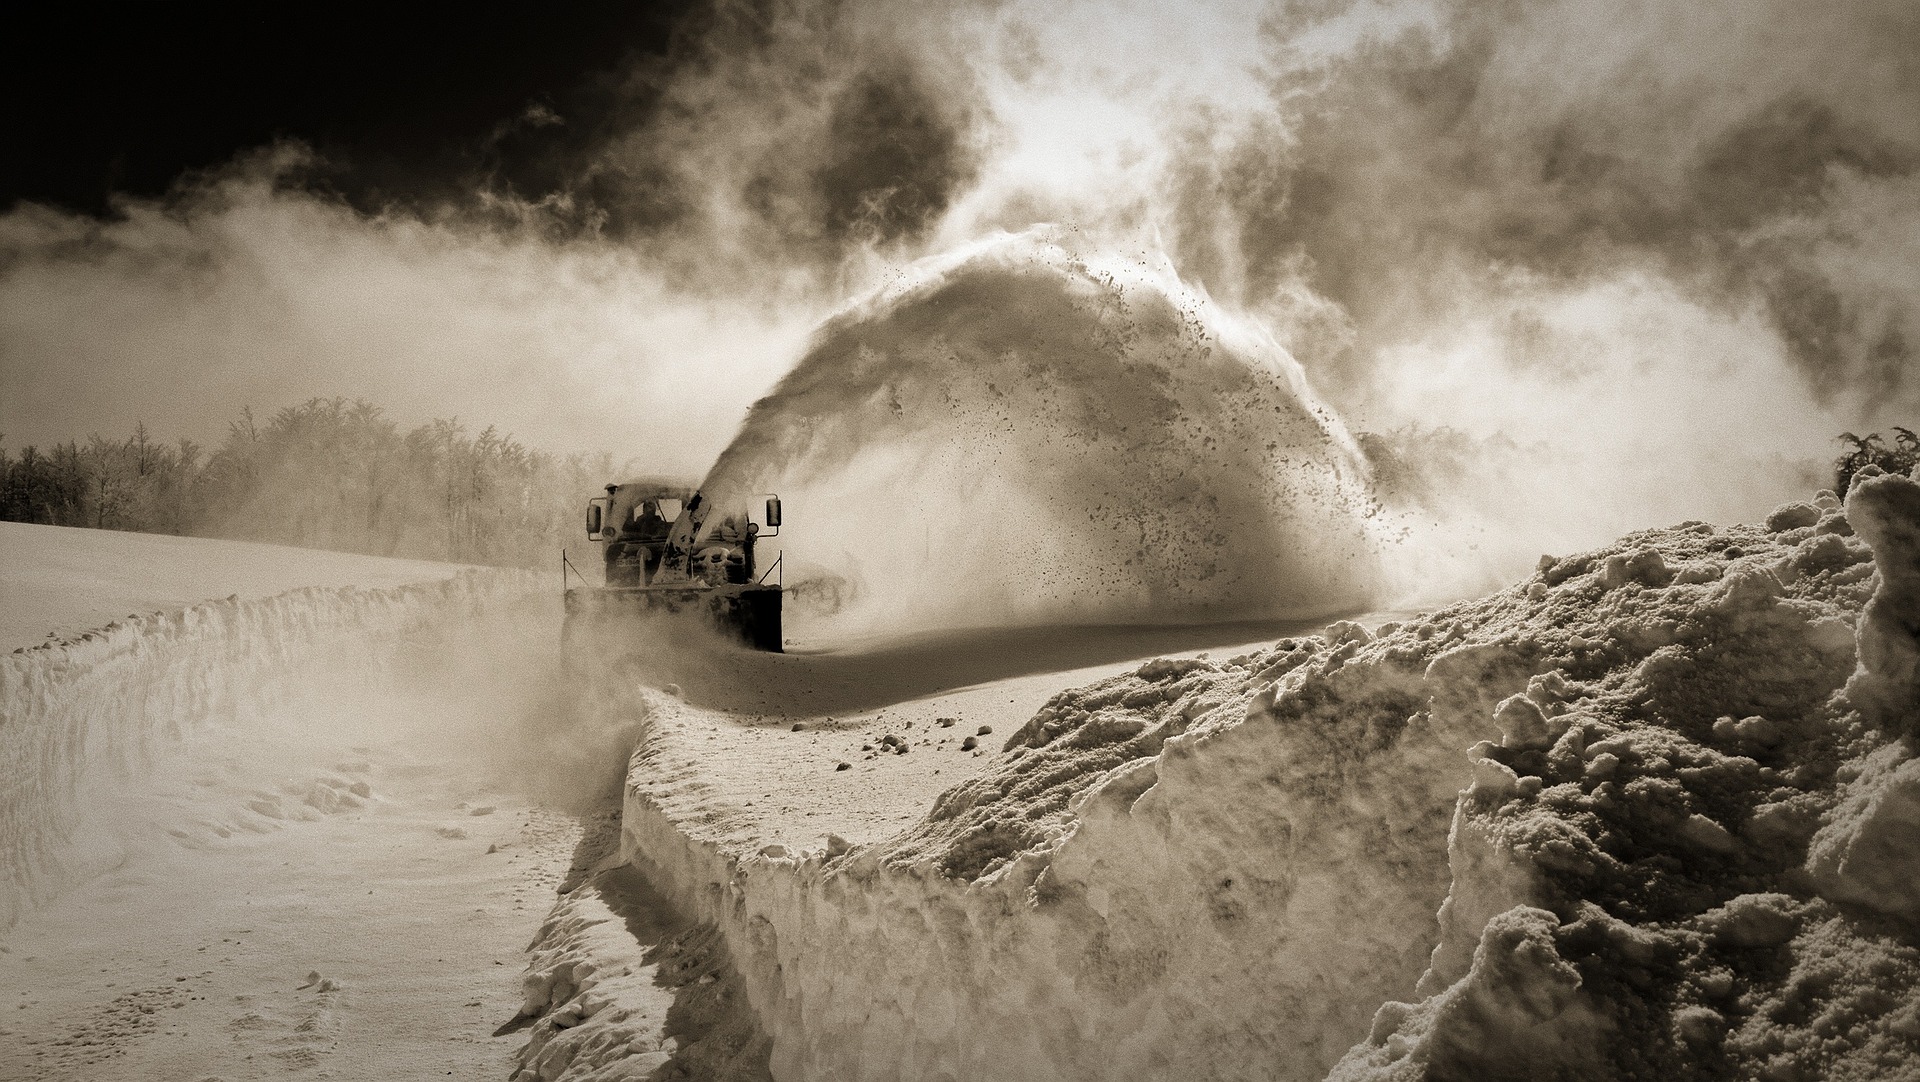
[1696,892,1803,948]
[1601,548,1673,589]
[1493,694,1551,750]
[1808,747,1920,916]
[1331,907,1600,1081]
[1765,501,1821,532]
[1842,472,1920,729]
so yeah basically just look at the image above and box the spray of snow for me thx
[699,230,1380,636]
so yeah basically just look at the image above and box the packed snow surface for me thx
[0,530,576,1078]
[531,471,1920,1082]
[0,521,479,651]
[2,748,583,1081]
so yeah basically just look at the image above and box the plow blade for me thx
[563,584,783,652]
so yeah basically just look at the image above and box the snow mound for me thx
[605,479,1920,1081]
[1836,472,1920,731]
[0,568,540,927]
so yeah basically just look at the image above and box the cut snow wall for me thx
[615,639,1507,1082]
[0,568,542,927]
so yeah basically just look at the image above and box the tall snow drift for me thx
[699,231,1379,635]
[565,474,1920,1081]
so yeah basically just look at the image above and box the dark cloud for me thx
[1160,0,1920,415]
[806,60,980,249]
[0,3,698,218]
[500,0,990,274]
[0,0,999,461]
[5,0,989,287]
[1690,96,1911,231]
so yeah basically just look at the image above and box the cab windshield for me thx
[617,493,685,539]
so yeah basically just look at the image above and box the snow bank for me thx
[513,882,679,1081]
[513,863,774,1082]
[0,568,540,927]
[563,477,1920,1080]
[0,519,482,650]
[1333,476,1920,1081]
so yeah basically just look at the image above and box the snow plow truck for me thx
[564,479,784,651]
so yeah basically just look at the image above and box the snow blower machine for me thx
[563,480,784,652]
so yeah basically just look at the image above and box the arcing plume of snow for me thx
[699,230,1380,636]
[0,569,541,928]
[537,467,1920,1081]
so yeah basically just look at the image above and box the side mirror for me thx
[765,496,782,528]
[586,497,610,540]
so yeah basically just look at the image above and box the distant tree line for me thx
[1835,429,1919,497]
[0,398,614,569]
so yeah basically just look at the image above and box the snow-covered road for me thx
[597,617,1409,851]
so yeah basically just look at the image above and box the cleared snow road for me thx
[600,614,1407,850]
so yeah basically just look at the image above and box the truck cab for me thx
[587,483,692,587]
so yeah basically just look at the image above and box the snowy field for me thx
[0,521,481,652]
